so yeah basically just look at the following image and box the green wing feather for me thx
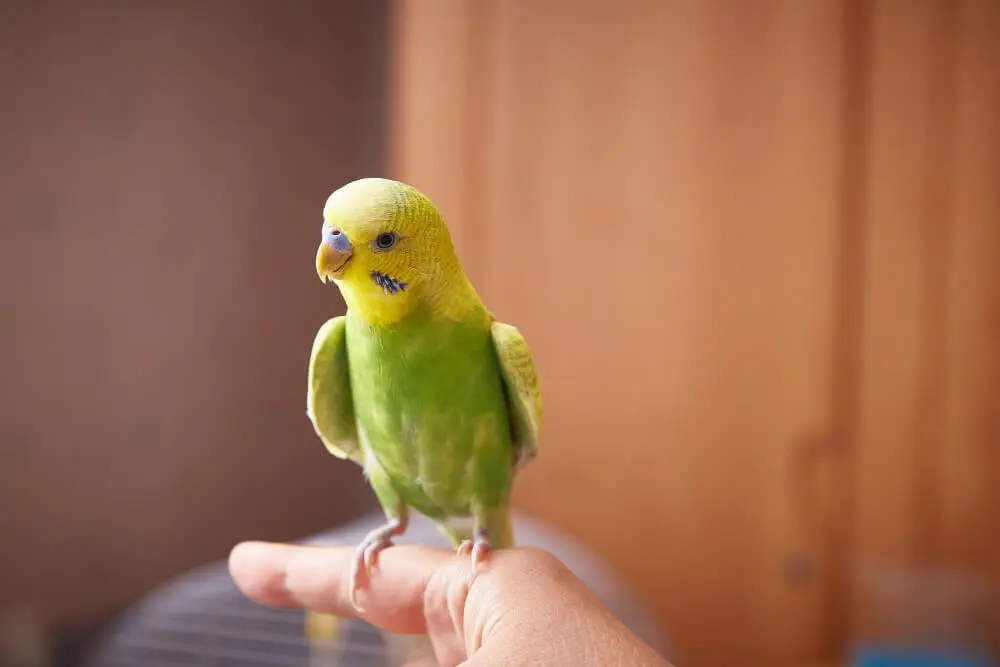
[490,321,543,470]
[306,316,362,465]
[305,316,362,648]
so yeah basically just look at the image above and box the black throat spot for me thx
[370,271,408,296]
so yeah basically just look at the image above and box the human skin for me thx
[228,542,674,667]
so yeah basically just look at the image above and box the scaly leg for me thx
[456,505,513,569]
[351,466,408,609]
[349,510,408,607]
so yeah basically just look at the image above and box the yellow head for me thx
[316,178,476,324]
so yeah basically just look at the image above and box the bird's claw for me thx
[456,529,492,568]
[364,539,386,572]
[349,525,399,610]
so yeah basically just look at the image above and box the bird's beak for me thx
[316,236,353,284]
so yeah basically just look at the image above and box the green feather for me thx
[306,316,361,463]
[307,306,543,550]
[346,303,513,538]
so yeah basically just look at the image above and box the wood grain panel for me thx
[934,0,1000,577]
[392,0,1000,662]
[853,0,1000,573]
[854,0,956,570]
[850,0,1000,648]
[392,2,847,665]
[0,0,387,639]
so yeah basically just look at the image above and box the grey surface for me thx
[81,511,668,666]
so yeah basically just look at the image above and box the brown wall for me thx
[390,1,1000,666]
[0,0,386,640]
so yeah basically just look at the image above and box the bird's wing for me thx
[306,316,362,464]
[490,321,543,471]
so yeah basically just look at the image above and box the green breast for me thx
[344,307,514,518]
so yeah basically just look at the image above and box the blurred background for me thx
[1,1,998,667]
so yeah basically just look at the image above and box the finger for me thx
[228,541,455,634]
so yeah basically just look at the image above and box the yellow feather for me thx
[321,178,485,325]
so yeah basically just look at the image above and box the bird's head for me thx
[316,178,465,321]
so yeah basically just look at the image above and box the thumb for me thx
[422,547,612,664]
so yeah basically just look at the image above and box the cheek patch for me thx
[370,270,408,296]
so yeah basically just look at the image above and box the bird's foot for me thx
[350,517,406,610]
[456,528,491,568]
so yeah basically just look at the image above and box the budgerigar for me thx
[304,178,543,659]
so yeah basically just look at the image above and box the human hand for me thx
[229,541,672,667]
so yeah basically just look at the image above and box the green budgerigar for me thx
[304,178,542,648]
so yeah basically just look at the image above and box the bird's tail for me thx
[304,611,345,667]
[305,610,340,646]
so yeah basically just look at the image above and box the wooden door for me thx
[389,2,850,665]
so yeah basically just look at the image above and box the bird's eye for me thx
[372,232,398,251]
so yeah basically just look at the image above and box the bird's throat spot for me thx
[370,271,408,296]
